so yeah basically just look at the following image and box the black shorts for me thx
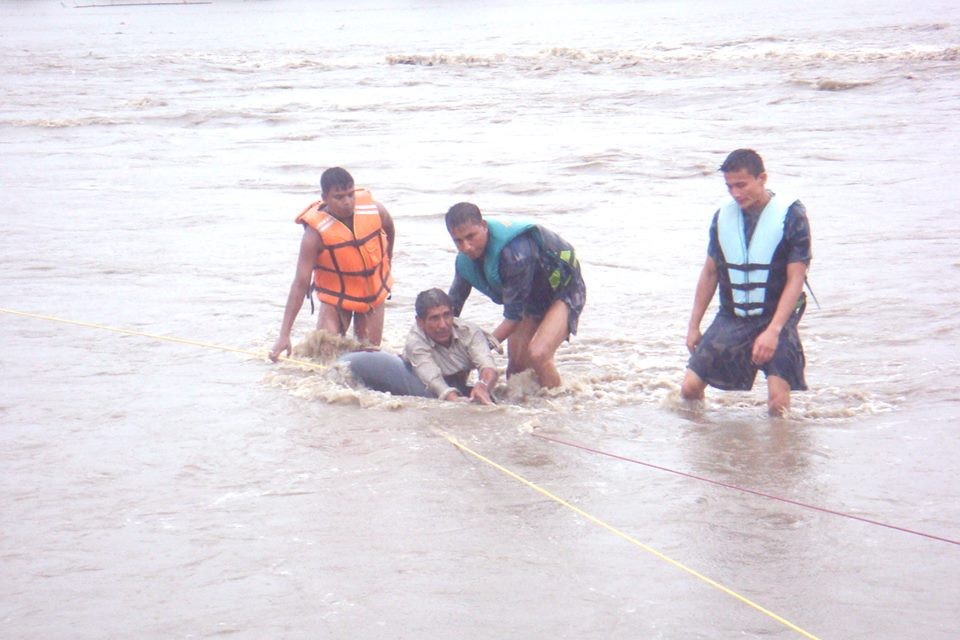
[522,265,586,338]
[687,305,807,391]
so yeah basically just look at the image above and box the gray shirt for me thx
[403,318,498,399]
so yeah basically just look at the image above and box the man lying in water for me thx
[340,288,499,404]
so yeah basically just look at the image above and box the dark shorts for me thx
[687,305,807,392]
[524,266,586,337]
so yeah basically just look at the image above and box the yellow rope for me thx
[444,434,822,640]
[0,307,325,371]
[2,306,822,639]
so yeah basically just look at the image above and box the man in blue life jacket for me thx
[681,149,812,416]
[445,203,586,389]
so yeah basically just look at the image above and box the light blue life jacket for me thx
[717,193,795,317]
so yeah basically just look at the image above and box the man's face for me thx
[449,221,489,261]
[417,304,455,346]
[724,168,767,214]
[324,185,356,219]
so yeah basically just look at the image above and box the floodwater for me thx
[1,1,959,638]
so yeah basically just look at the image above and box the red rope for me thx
[532,432,960,547]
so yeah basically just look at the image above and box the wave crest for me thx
[384,44,960,71]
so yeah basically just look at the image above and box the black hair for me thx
[415,288,452,319]
[719,149,765,177]
[444,202,483,232]
[320,167,354,195]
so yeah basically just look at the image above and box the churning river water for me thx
[2,1,959,638]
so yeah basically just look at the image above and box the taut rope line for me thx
[0,307,325,371]
[444,434,822,639]
[532,433,960,547]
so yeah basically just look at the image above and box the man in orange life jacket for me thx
[269,167,395,361]
[681,149,812,416]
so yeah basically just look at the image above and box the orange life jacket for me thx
[295,188,392,313]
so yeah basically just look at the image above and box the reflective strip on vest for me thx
[717,194,792,317]
[549,249,577,289]
[295,189,392,313]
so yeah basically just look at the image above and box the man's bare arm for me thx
[686,256,719,353]
[269,228,322,362]
[377,202,395,261]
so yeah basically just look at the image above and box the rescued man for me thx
[269,167,394,361]
[444,203,585,389]
[340,288,499,404]
[681,148,812,416]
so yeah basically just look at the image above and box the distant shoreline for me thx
[73,1,212,8]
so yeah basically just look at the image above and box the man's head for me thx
[415,288,455,346]
[719,149,765,177]
[720,149,768,214]
[445,202,489,261]
[320,167,356,219]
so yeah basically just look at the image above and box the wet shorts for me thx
[523,265,587,338]
[556,266,586,337]
[687,306,807,391]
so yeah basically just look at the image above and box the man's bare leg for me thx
[352,304,385,347]
[317,304,351,335]
[680,368,707,401]
[506,316,537,377]
[526,300,571,389]
[767,375,791,417]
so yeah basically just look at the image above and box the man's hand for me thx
[269,335,292,362]
[751,326,780,365]
[686,326,702,354]
[469,381,494,405]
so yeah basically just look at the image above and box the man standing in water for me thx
[269,167,394,360]
[681,149,811,416]
[445,203,585,388]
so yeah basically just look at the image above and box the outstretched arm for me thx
[448,273,472,317]
[686,256,718,353]
[493,238,535,344]
[269,228,322,362]
[466,323,500,405]
[491,318,520,344]
[469,367,499,405]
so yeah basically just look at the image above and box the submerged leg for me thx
[339,351,431,397]
[506,316,537,378]
[526,300,571,389]
[352,304,386,347]
[680,368,707,401]
[767,375,791,417]
[318,303,352,336]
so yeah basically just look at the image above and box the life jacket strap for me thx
[804,277,820,310]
